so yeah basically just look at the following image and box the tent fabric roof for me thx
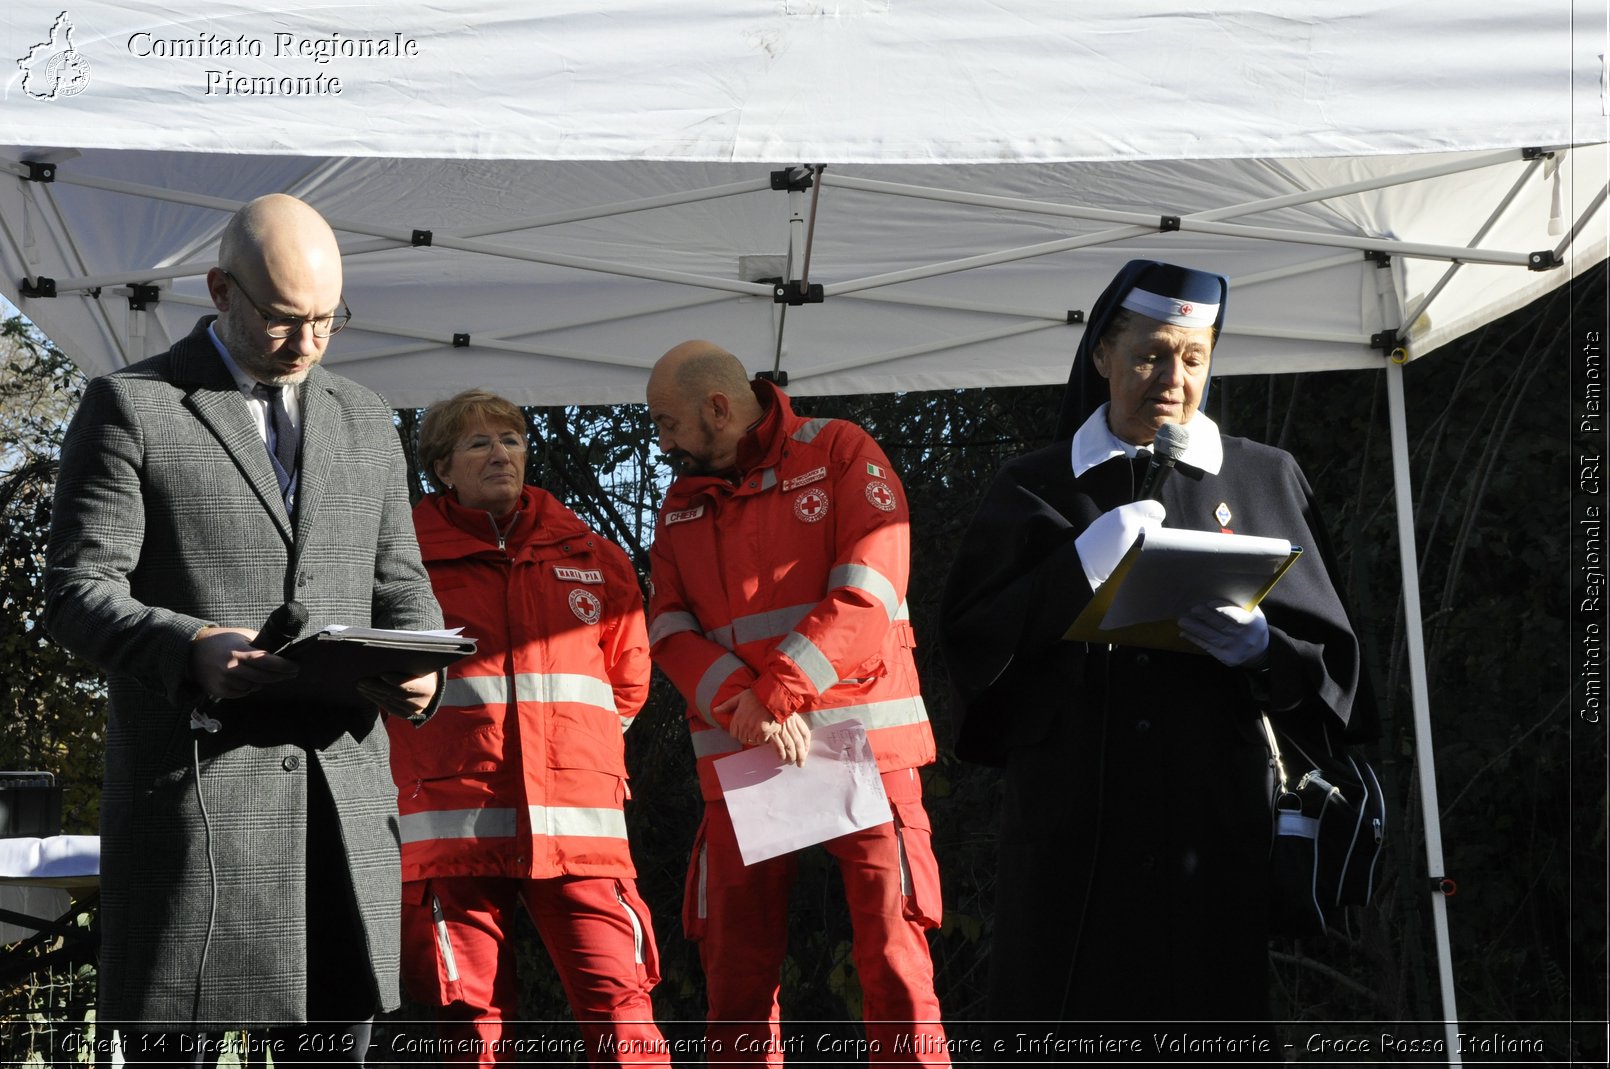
[2,2,1605,407]
[3,1,1603,163]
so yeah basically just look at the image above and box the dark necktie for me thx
[253,383,299,503]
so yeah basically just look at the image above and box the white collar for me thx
[1069,403,1224,478]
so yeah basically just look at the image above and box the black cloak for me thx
[940,261,1374,1032]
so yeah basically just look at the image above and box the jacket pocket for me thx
[547,704,628,777]
[391,713,503,783]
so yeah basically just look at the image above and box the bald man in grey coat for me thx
[45,194,441,1059]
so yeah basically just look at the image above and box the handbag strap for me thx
[1260,713,1291,792]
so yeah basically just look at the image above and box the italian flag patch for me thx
[866,462,886,478]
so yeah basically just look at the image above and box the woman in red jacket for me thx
[388,389,667,1067]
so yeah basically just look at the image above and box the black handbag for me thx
[1262,715,1386,937]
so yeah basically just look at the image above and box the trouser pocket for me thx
[884,770,944,929]
[399,878,468,1006]
[614,878,663,985]
[681,815,710,941]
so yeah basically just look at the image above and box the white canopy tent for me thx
[4,0,1607,1053]
[2,1,1604,404]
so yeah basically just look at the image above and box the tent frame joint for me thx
[771,168,816,192]
[19,276,56,299]
[127,284,160,311]
[23,161,57,184]
[452,333,470,348]
[1158,214,1181,232]
[1370,327,1401,353]
[411,229,433,247]
[756,369,789,387]
[1520,147,1554,161]
[1365,250,1392,268]
[1066,309,1085,324]
[1528,249,1564,271]
[767,278,824,306]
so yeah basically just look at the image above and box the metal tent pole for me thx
[1384,357,1463,1063]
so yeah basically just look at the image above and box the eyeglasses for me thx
[223,270,352,339]
[456,432,526,455]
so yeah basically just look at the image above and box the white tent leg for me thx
[1385,358,1462,1063]
[770,184,810,376]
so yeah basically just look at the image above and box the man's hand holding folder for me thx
[226,624,476,716]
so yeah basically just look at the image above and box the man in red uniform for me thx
[644,341,949,1066]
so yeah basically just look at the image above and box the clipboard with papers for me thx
[233,625,477,713]
[1064,527,1302,653]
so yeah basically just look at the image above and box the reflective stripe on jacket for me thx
[648,380,935,800]
[388,485,650,879]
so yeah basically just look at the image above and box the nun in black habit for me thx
[941,261,1373,1030]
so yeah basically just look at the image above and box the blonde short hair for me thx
[417,389,527,493]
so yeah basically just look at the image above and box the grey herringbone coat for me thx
[44,319,442,1025]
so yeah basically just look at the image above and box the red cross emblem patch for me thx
[864,480,896,512]
[793,487,830,523]
[568,588,603,625]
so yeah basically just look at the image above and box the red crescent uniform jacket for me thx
[388,486,651,880]
[648,380,936,800]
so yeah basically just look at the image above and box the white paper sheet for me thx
[713,720,893,866]
[322,624,466,639]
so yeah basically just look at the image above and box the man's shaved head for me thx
[646,340,764,478]
[217,193,342,294]
[207,194,345,386]
[652,341,755,404]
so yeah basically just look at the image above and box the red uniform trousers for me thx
[683,768,950,1066]
[400,874,668,1068]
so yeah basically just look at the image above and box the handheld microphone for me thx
[1137,422,1190,501]
[251,600,308,654]
[191,601,308,733]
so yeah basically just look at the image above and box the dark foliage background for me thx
[0,263,1602,1061]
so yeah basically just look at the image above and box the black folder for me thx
[228,627,476,714]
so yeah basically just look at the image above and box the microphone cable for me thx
[191,735,218,1023]
[188,601,307,1021]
